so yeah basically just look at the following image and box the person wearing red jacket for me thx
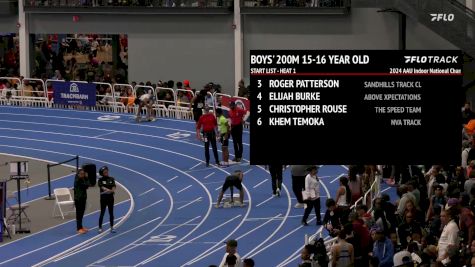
[228,101,247,162]
[196,106,220,167]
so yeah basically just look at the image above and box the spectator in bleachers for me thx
[407,181,420,207]
[371,225,394,267]
[323,198,342,237]
[237,79,249,98]
[177,91,190,107]
[389,230,402,254]
[335,176,351,225]
[398,210,423,248]
[373,207,391,235]
[330,230,354,267]
[349,170,362,205]
[463,102,475,125]
[427,184,447,222]
[437,208,459,266]
[242,258,254,267]
[299,244,314,267]
[397,185,416,217]
[191,89,206,122]
[459,193,475,246]
[348,212,371,266]
[356,204,373,228]
[403,199,424,224]
[22,80,34,97]
[455,166,466,191]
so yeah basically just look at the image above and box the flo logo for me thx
[430,13,454,21]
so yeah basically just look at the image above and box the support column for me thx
[398,12,406,50]
[234,0,243,96]
[18,0,30,78]
[467,0,475,39]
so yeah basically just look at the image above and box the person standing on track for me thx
[216,108,230,166]
[196,106,220,167]
[302,165,322,226]
[269,163,284,197]
[228,101,247,162]
[98,166,116,233]
[74,169,89,234]
[291,165,311,208]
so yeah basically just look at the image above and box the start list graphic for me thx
[250,50,463,165]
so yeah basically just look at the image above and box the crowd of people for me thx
[296,104,475,267]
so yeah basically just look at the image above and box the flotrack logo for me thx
[430,13,454,21]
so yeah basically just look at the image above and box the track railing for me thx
[0,78,250,122]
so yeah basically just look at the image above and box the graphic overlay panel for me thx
[250,50,463,165]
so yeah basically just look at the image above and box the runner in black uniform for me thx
[215,170,245,208]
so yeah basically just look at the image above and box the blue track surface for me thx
[0,106,397,267]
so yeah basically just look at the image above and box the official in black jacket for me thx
[74,169,89,234]
[97,166,116,233]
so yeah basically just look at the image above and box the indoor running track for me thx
[0,106,382,267]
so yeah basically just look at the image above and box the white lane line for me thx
[1,214,124,266]
[167,176,178,182]
[215,185,222,191]
[94,131,118,138]
[95,216,201,264]
[253,179,268,188]
[177,197,202,210]
[330,173,346,184]
[135,215,242,266]
[189,162,201,170]
[182,214,283,266]
[243,165,293,260]
[276,226,324,267]
[177,185,192,194]
[0,110,252,146]
[341,165,349,170]
[256,196,275,207]
[137,199,164,212]
[247,219,319,259]
[243,169,253,175]
[68,215,161,264]
[138,188,155,197]
[0,142,206,267]
[204,172,215,179]
[202,181,223,185]
[0,154,136,252]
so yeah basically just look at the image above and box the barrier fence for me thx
[0,78,250,124]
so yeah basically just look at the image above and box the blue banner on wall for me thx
[52,81,96,106]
